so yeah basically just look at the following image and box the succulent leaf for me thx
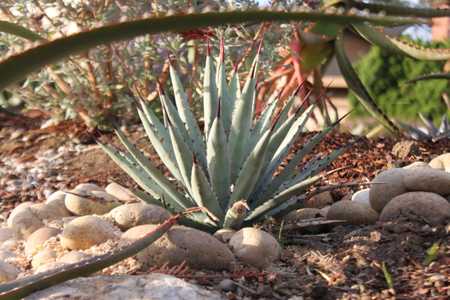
[354,23,450,61]
[247,175,322,222]
[167,123,194,197]
[191,160,224,221]
[137,104,181,181]
[169,65,206,165]
[229,55,259,182]
[228,129,272,208]
[114,128,191,210]
[98,143,164,201]
[335,32,400,134]
[203,54,218,138]
[0,10,420,90]
[0,21,45,41]
[207,114,231,209]
[217,56,234,135]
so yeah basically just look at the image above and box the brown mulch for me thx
[0,118,449,299]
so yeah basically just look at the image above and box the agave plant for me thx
[98,46,346,232]
[401,113,450,142]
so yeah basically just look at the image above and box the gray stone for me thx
[369,168,407,212]
[380,192,450,226]
[284,208,322,222]
[327,201,379,225]
[25,274,224,300]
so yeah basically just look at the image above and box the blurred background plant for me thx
[349,38,450,123]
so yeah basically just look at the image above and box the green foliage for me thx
[101,50,345,231]
[349,39,450,122]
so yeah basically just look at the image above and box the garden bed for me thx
[0,117,449,299]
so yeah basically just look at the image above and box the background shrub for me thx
[349,38,450,122]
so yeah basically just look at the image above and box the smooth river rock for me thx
[327,201,379,225]
[380,192,450,226]
[228,227,281,269]
[107,203,171,230]
[61,216,117,250]
[122,225,234,270]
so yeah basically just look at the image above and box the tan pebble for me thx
[105,182,137,202]
[108,203,171,230]
[0,261,19,283]
[61,216,117,250]
[229,227,280,269]
[122,225,234,270]
[26,227,60,256]
[369,168,408,212]
[213,229,236,243]
[32,248,57,269]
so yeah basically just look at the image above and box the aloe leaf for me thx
[354,23,450,61]
[169,65,206,166]
[207,114,231,209]
[0,218,175,300]
[229,55,259,183]
[202,54,218,138]
[247,175,322,222]
[113,128,191,210]
[0,21,45,41]
[191,160,224,220]
[97,143,164,201]
[406,72,450,83]
[335,32,400,133]
[167,123,194,196]
[228,129,272,207]
[0,10,419,93]
[345,0,450,18]
[137,106,181,181]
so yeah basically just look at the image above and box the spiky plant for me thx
[401,113,450,142]
[99,46,346,232]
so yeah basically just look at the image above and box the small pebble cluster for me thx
[0,182,281,284]
[287,153,450,227]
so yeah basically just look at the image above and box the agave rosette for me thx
[98,47,345,231]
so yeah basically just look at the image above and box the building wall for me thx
[432,3,450,41]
